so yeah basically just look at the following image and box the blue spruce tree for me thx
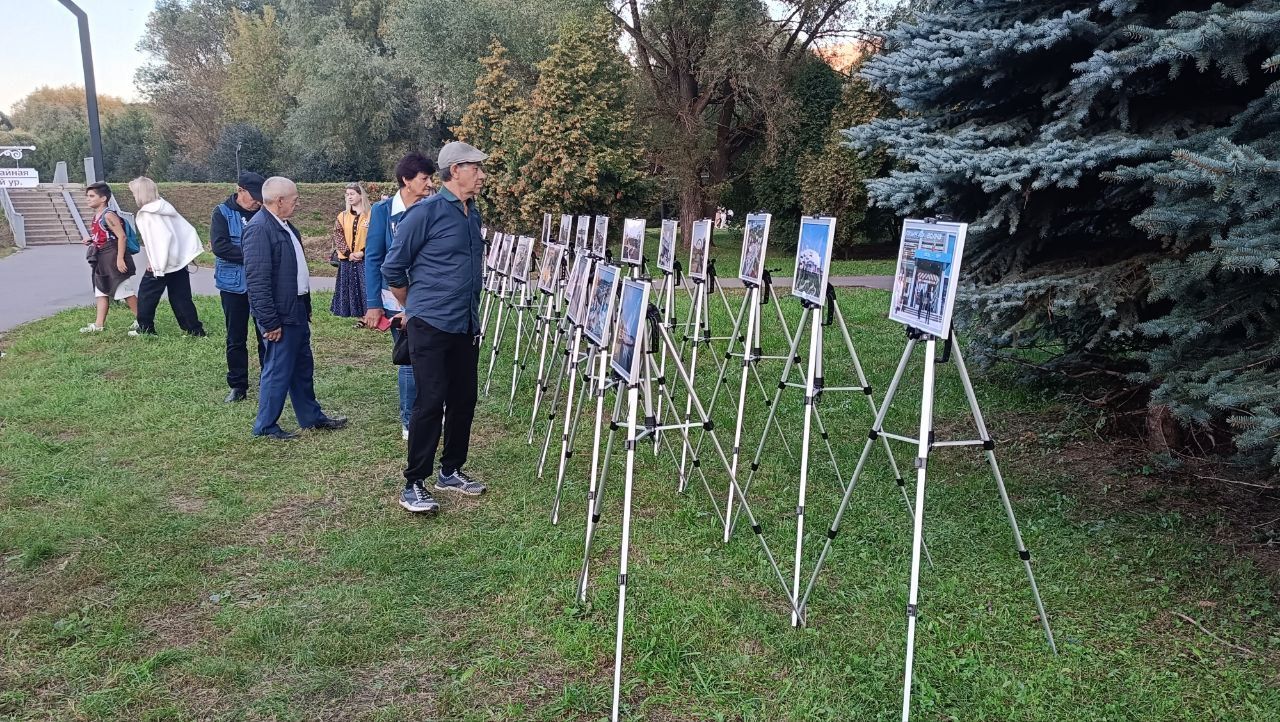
[850,1,1280,465]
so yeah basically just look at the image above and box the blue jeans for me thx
[391,326,416,428]
[253,321,324,435]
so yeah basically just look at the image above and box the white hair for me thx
[128,176,160,207]
[262,176,298,204]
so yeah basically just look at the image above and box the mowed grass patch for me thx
[0,289,1276,720]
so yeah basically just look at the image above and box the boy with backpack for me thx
[80,181,140,333]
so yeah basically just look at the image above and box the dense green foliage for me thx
[849,0,1280,465]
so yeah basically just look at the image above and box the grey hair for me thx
[262,176,298,204]
[127,176,160,206]
[439,165,454,182]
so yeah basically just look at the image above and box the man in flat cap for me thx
[211,171,267,403]
[382,141,489,514]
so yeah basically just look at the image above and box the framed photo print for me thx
[592,215,610,258]
[541,213,553,246]
[559,214,573,245]
[739,213,771,285]
[538,243,566,295]
[611,279,651,384]
[564,255,592,326]
[621,218,645,266]
[496,234,515,277]
[485,232,504,270]
[657,219,678,274]
[888,218,968,339]
[575,214,591,251]
[583,264,621,347]
[791,216,835,306]
[510,236,534,284]
[689,219,711,281]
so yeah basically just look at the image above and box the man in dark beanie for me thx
[211,171,266,403]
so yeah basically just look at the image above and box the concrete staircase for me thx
[5,184,93,246]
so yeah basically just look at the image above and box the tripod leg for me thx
[951,342,1058,654]
[727,313,807,540]
[798,339,916,624]
[553,345,594,524]
[537,330,574,478]
[648,353,725,527]
[508,292,528,415]
[653,317,797,616]
[832,300,933,568]
[678,283,706,484]
[811,404,846,494]
[609,385,641,722]
[791,307,822,627]
[483,287,510,396]
[527,296,555,444]
[578,379,626,601]
[902,338,939,722]
[724,286,759,543]
[749,361,795,460]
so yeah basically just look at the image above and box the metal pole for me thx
[58,1,104,181]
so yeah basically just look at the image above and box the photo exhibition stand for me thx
[526,253,568,444]
[797,325,1058,721]
[592,300,799,722]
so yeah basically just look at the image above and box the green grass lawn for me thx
[1,289,1277,720]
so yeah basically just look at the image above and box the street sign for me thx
[0,168,39,188]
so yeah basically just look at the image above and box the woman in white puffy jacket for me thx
[128,176,207,337]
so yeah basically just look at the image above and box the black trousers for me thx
[404,317,479,484]
[136,270,205,336]
[221,290,265,392]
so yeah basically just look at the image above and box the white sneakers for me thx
[402,426,410,441]
[81,321,140,334]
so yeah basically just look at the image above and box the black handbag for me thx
[391,317,410,365]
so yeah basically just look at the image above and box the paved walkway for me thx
[0,245,887,333]
[0,246,335,333]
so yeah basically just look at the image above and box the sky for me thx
[1,0,154,115]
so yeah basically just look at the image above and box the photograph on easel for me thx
[541,213,553,246]
[539,244,566,295]
[592,215,610,257]
[559,214,573,245]
[689,219,711,280]
[611,279,651,383]
[583,264,621,347]
[564,255,592,325]
[485,232,504,271]
[495,234,515,277]
[888,219,968,339]
[791,216,835,306]
[510,236,534,284]
[621,218,645,266]
[657,219,677,273]
[739,213,771,285]
[575,215,591,251]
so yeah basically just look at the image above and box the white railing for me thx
[0,187,26,249]
[61,188,88,239]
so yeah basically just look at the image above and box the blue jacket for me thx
[363,195,410,310]
[381,188,484,334]
[243,210,309,330]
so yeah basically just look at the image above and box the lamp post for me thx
[235,141,242,177]
[56,1,104,182]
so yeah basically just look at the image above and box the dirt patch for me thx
[169,493,208,515]
[136,602,220,654]
[0,560,109,624]
[987,409,1280,579]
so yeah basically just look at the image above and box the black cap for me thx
[237,171,265,201]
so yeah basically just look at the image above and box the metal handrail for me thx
[0,187,27,249]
